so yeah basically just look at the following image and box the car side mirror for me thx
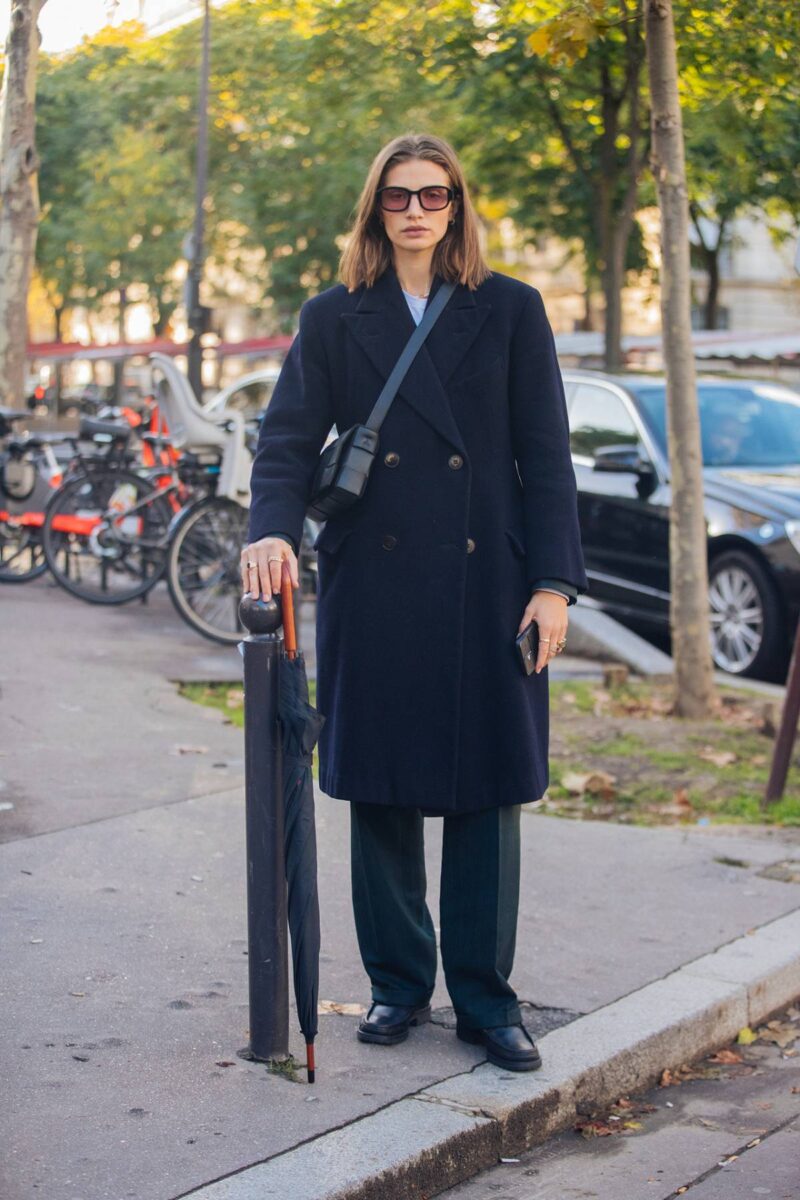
[593,444,654,476]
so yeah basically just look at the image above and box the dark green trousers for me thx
[349,801,522,1029]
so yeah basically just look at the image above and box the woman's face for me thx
[378,158,456,260]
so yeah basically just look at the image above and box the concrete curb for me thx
[181,909,800,1200]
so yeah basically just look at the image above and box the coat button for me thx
[384,451,400,468]
[448,454,464,470]
[466,537,476,554]
[382,534,398,550]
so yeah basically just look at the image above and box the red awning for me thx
[26,335,293,363]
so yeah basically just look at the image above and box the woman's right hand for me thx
[240,536,299,600]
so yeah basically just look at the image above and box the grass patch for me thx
[179,682,246,729]
[547,679,799,827]
[179,676,798,828]
[266,1055,303,1083]
[178,677,320,780]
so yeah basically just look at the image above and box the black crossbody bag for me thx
[307,281,456,520]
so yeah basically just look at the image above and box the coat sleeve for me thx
[247,299,335,550]
[508,289,588,595]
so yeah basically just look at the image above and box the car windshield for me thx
[629,382,800,468]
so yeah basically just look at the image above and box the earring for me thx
[449,218,455,226]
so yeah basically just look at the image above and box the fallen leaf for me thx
[318,1000,366,1016]
[698,748,737,768]
[561,770,617,798]
[708,1049,742,1064]
[673,788,692,809]
[214,1060,236,1068]
[659,1063,712,1086]
[756,1020,797,1048]
[575,1119,617,1138]
[561,771,591,794]
[737,1026,758,1045]
[172,744,209,756]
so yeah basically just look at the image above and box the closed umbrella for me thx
[279,567,325,1082]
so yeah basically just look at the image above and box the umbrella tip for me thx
[306,1042,316,1084]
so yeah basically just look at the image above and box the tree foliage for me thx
[32,0,800,342]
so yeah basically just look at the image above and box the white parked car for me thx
[203,367,282,420]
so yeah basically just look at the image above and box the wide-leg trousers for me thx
[349,801,522,1030]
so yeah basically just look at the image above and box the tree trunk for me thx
[703,246,720,329]
[0,0,47,406]
[645,0,715,717]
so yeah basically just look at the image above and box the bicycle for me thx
[0,407,70,582]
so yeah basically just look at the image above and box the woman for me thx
[242,133,587,1072]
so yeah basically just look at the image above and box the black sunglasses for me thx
[376,185,460,212]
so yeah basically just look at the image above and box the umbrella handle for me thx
[281,561,298,658]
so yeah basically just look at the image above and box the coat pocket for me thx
[313,520,355,556]
[505,528,527,559]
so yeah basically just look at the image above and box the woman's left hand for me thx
[518,591,569,674]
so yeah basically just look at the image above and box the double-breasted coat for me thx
[248,263,588,815]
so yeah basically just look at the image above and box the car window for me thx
[631,383,800,468]
[225,380,274,416]
[568,384,639,459]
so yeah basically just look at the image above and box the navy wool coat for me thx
[248,264,588,814]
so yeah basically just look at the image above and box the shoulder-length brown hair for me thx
[339,133,491,292]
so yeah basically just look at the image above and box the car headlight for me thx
[786,520,800,555]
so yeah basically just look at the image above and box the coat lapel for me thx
[341,264,491,452]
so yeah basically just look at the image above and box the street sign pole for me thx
[187,0,211,402]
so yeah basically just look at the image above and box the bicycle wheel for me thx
[166,496,248,644]
[42,468,171,604]
[0,516,48,581]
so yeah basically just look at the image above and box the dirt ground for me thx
[546,677,800,828]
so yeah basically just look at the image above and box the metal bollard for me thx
[237,593,289,1062]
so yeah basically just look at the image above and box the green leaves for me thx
[32,0,799,341]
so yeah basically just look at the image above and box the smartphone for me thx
[515,620,539,675]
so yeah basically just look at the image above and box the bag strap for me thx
[363,281,456,432]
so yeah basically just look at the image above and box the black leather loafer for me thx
[357,1002,432,1045]
[456,1021,543,1072]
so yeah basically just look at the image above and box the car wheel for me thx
[708,550,784,679]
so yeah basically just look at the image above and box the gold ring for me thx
[540,637,551,643]
[267,555,282,563]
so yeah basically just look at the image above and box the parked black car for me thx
[561,371,800,679]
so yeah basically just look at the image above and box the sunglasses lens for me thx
[381,188,410,210]
[420,187,451,210]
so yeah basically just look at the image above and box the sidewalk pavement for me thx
[2,578,799,1200]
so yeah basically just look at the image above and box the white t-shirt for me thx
[402,290,428,325]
